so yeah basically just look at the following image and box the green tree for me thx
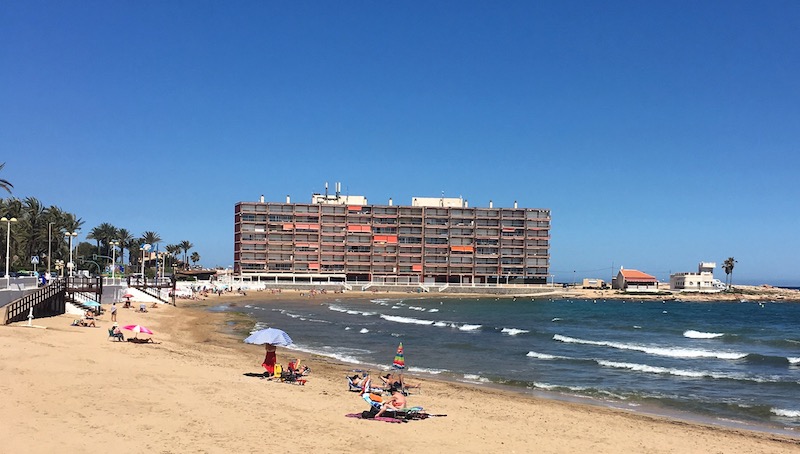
[0,163,12,194]
[190,251,200,267]
[179,240,193,270]
[166,244,181,270]
[723,257,736,290]
[116,228,134,265]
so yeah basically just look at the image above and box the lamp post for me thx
[110,240,120,281]
[2,216,18,285]
[141,243,151,281]
[47,222,54,277]
[66,231,78,277]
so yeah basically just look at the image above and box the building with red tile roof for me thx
[613,268,659,291]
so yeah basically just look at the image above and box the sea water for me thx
[228,296,800,434]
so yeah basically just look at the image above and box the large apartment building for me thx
[234,187,551,284]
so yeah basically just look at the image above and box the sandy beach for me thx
[1,291,799,454]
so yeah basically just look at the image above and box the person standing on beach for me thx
[262,344,277,376]
[110,302,117,322]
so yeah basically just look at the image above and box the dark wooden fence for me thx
[2,280,66,324]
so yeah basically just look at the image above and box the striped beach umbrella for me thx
[392,342,405,370]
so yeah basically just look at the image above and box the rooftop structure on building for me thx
[234,184,551,285]
[670,261,724,292]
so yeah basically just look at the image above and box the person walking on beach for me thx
[110,302,117,322]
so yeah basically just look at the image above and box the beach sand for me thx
[1,291,798,454]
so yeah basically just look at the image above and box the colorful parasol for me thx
[392,342,405,370]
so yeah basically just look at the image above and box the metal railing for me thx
[3,280,66,324]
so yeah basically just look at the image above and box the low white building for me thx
[670,262,723,292]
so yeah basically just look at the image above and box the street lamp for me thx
[66,231,78,277]
[110,240,120,281]
[47,222,55,277]
[2,216,18,284]
[141,243,151,281]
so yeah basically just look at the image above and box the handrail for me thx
[3,280,66,324]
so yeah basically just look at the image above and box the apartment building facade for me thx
[234,192,551,285]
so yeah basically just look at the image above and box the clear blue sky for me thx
[2,1,798,285]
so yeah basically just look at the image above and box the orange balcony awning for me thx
[412,264,423,272]
[282,224,294,231]
[451,245,474,253]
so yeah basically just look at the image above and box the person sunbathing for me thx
[379,373,421,393]
[375,385,407,418]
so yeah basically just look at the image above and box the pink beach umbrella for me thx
[122,324,153,337]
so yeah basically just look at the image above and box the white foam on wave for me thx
[380,314,434,325]
[553,334,747,360]
[408,366,446,374]
[526,351,558,360]
[328,304,376,316]
[597,360,708,378]
[551,317,562,322]
[684,330,725,339]
[462,374,490,383]
[502,327,529,336]
[408,306,426,311]
[359,328,369,334]
[788,357,800,365]
[771,408,800,418]
[428,308,439,313]
[286,344,366,365]
[433,321,448,327]
[458,324,482,331]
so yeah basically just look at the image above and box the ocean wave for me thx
[551,317,562,322]
[684,330,725,339]
[408,306,427,311]
[380,314,434,325]
[526,351,560,360]
[462,374,490,383]
[771,408,800,418]
[359,328,369,334]
[501,327,530,336]
[597,360,709,378]
[408,366,447,374]
[789,357,800,365]
[287,344,367,364]
[433,321,448,327]
[459,324,482,331]
[328,304,376,316]
[553,334,747,360]
[428,308,439,313]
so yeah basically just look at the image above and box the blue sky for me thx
[2,1,798,285]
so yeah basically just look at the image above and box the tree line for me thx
[1,165,199,276]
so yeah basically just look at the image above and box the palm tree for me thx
[116,228,134,265]
[190,251,200,268]
[0,163,12,194]
[139,231,162,274]
[723,257,737,290]
[179,240,193,270]
[166,244,181,270]
[17,197,45,268]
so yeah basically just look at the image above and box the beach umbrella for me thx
[392,342,405,370]
[122,324,153,337]
[243,328,293,346]
[82,301,101,307]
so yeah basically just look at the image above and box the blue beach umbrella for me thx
[82,301,101,307]
[243,328,293,346]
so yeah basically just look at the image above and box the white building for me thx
[670,262,723,292]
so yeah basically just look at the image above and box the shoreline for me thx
[1,291,799,453]
[206,291,800,438]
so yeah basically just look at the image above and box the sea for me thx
[222,295,800,435]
